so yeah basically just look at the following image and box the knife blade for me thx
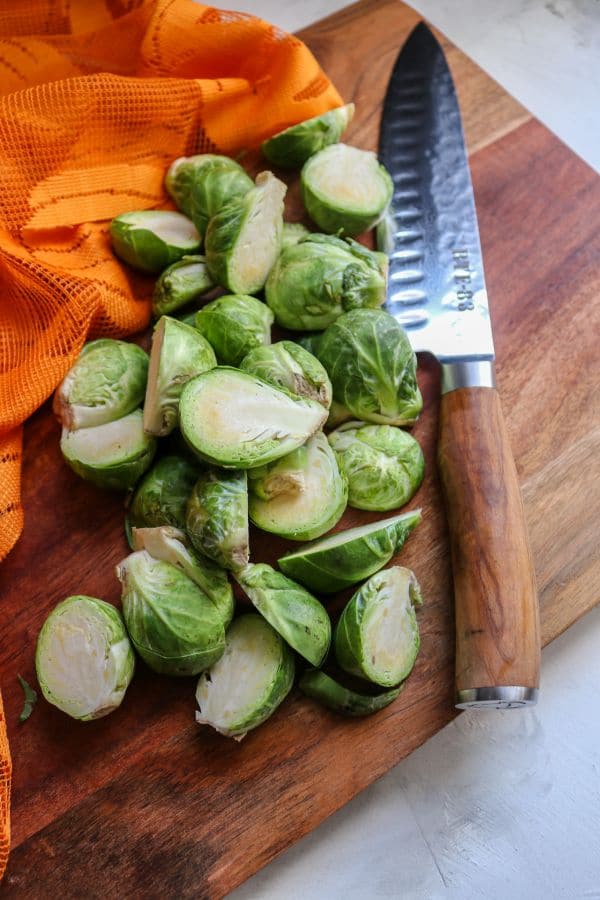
[379,23,540,709]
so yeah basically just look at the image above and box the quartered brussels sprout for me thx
[132,526,234,628]
[60,409,156,490]
[301,144,393,237]
[195,614,294,740]
[53,339,148,431]
[117,550,225,676]
[236,563,331,667]
[265,234,388,331]
[205,171,286,294]
[35,596,134,720]
[143,316,216,437]
[152,255,215,317]
[261,103,355,168]
[313,309,422,425]
[240,340,332,410]
[128,455,200,533]
[248,432,347,541]
[195,294,273,366]
[110,210,201,273]
[335,566,422,687]
[278,509,421,594]
[186,469,249,571]
[281,222,311,249]
[166,154,252,229]
[179,367,327,468]
[329,422,424,511]
[299,669,401,718]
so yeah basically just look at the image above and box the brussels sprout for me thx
[53,339,148,431]
[375,207,396,255]
[313,309,422,425]
[205,171,286,294]
[265,234,387,331]
[329,421,424,511]
[60,409,156,490]
[166,154,252,223]
[240,341,332,410]
[195,614,294,740]
[281,222,311,249]
[299,670,401,718]
[143,316,216,436]
[195,294,273,366]
[236,563,331,666]
[278,508,421,594]
[128,455,200,532]
[110,210,201,273]
[166,154,224,217]
[35,596,134,720]
[131,526,234,628]
[247,445,308,501]
[248,432,347,541]
[117,550,225,676]
[335,566,422,687]
[261,103,355,169]
[152,255,215,317]
[301,144,393,237]
[186,469,249,571]
[179,367,327,468]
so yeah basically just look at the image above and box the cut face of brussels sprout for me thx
[60,409,156,490]
[334,566,422,687]
[186,469,249,571]
[236,564,331,667]
[278,509,421,594]
[265,234,388,331]
[143,316,216,436]
[195,614,294,740]
[262,103,355,169]
[35,596,134,720]
[195,294,273,366]
[128,455,201,532]
[299,669,401,718]
[248,432,347,541]
[301,144,393,237]
[110,210,201,273]
[179,367,327,468]
[205,171,286,294]
[117,550,225,676]
[281,222,311,250]
[329,421,424,511]
[314,309,422,425]
[240,341,332,410]
[53,339,148,430]
[247,445,308,501]
[152,255,215,317]
[188,157,254,237]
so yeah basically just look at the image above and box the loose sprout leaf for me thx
[17,675,37,723]
[261,103,355,168]
[110,210,201,273]
[299,669,401,717]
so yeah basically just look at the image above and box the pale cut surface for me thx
[229,172,286,290]
[362,568,419,683]
[126,211,199,246]
[61,410,144,465]
[142,318,166,434]
[306,145,388,211]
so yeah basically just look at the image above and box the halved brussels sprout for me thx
[60,409,156,490]
[110,210,201,273]
[299,670,401,718]
[179,367,327,468]
[265,234,388,331]
[261,103,355,169]
[195,294,273,366]
[186,469,249,571]
[195,613,294,740]
[278,509,421,594]
[335,566,422,687]
[281,222,311,250]
[236,563,331,667]
[240,340,332,410]
[117,550,225,676]
[53,339,148,431]
[143,316,216,437]
[329,421,424,511]
[152,255,215,317]
[301,144,393,237]
[248,432,347,541]
[205,171,286,294]
[166,154,252,229]
[128,455,201,533]
[35,596,134,720]
[247,444,308,501]
[313,309,422,425]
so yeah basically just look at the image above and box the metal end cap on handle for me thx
[455,686,539,709]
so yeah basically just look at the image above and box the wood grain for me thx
[1,0,599,896]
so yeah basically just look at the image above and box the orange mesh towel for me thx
[0,693,10,882]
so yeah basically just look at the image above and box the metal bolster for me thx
[441,359,496,394]
[455,686,539,709]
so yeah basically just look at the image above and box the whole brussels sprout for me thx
[152,255,215,317]
[261,103,355,169]
[166,154,253,231]
[166,154,225,218]
[240,340,331,409]
[128,455,200,533]
[265,234,388,331]
[281,222,311,250]
[110,210,200,273]
[329,422,424,511]
[35,596,135,720]
[195,294,273,366]
[186,469,249,571]
[299,670,401,718]
[53,339,148,431]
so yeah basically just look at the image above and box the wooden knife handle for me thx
[438,385,540,708]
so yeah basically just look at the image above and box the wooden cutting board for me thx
[2,0,599,896]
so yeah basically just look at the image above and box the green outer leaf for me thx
[195,294,274,366]
[281,222,311,250]
[17,675,38,723]
[299,669,401,717]
[110,210,201,273]
[240,340,332,409]
[189,159,254,236]
[165,154,227,217]
[261,103,355,168]
[128,455,201,532]
[152,255,215,317]
[186,469,249,571]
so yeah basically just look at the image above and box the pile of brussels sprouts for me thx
[36,103,427,740]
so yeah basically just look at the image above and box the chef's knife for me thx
[379,22,540,709]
